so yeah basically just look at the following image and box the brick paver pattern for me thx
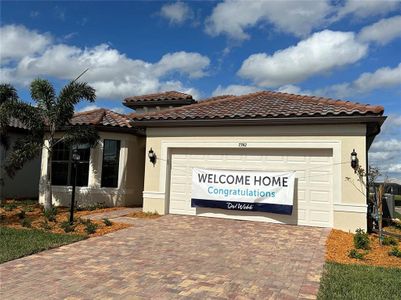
[0,215,329,299]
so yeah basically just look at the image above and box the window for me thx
[101,140,121,188]
[51,141,90,187]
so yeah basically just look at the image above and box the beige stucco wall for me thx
[142,124,368,232]
[39,131,145,208]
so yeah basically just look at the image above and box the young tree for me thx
[0,84,19,204]
[0,79,99,211]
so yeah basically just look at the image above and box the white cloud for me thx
[205,0,332,40]
[388,164,401,173]
[370,139,401,152]
[317,62,401,98]
[336,0,400,19]
[160,2,192,24]
[238,30,367,87]
[358,15,401,45]
[0,24,52,62]
[276,84,312,95]
[0,25,209,100]
[212,84,260,96]
[78,104,101,112]
[369,113,401,177]
[154,51,210,78]
[205,1,401,41]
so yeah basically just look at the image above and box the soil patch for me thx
[326,229,401,268]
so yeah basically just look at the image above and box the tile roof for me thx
[71,109,133,128]
[132,90,384,121]
[8,118,29,130]
[124,91,193,104]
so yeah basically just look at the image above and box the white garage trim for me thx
[334,203,367,213]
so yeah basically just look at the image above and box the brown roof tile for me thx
[71,109,133,128]
[124,91,193,103]
[8,118,29,130]
[133,90,384,121]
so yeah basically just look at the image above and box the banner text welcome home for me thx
[197,173,289,187]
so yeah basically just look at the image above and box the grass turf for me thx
[318,262,401,300]
[395,210,401,220]
[0,226,85,264]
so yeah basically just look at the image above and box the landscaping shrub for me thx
[20,218,32,228]
[102,218,112,226]
[382,236,399,246]
[39,220,52,231]
[4,203,17,211]
[43,207,57,222]
[389,247,401,258]
[84,220,98,234]
[17,210,26,220]
[348,249,365,260]
[354,228,370,250]
[60,220,75,233]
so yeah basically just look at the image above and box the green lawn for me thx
[318,262,401,300]
[395,210,401,220]
[0,226,85,264]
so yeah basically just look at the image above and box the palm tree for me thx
[0,79,99,211]
[0,84,19,204]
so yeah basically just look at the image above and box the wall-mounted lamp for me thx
[148,148,156,165]
[350,149,358,172]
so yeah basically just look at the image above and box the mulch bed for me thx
[326,229,401,268]
[0,200,131,237]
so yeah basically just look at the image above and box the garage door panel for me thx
[168,148,333,227]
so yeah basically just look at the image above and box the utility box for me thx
[383,193,395,220]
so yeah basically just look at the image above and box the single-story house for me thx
[39,90,386,232]
[0,118,42,200]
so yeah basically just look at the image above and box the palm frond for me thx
[63,126,100,147]
[30,79,56,110]
[0,84,18,105]
[4,135,43,178]
[56,81,96,126]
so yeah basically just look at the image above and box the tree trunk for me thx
[43,144,53,211]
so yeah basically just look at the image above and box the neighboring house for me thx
[375,178,401,195]
[39,90,386,232]
[0,118,41,200]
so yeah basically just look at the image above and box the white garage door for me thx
[168,148,333,227]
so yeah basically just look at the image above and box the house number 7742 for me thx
[238,143,247,147]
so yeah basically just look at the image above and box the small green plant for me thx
[60,220,75,233]
[393,221,401,230]
[388,247,401,258]
[24,206,34,212]
[382,236,399,246]
[20,218,32,228]
[17,210,26,220]
[43,207,57,222]
[4,203,17,211]
[348,249,366,260]
[102,218,112,226]
[39,220,52,231]
[84,220,98,234]
[354,228,370,250]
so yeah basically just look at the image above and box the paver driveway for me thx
[0,215,329,299]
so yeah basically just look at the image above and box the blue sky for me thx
[1,0,401,178]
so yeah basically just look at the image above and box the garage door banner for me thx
[191,168,295,215]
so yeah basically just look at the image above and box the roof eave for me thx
[133,115,386,129]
